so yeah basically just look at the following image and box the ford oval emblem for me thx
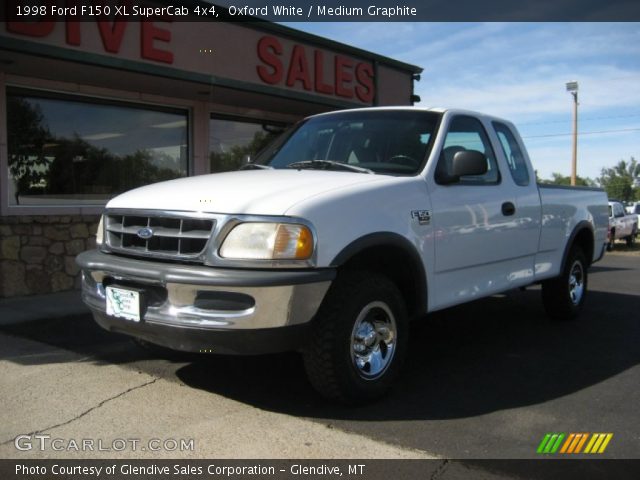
[137,227,154,240]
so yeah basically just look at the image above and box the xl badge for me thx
[137,227,154,239]
[411,210,431,225]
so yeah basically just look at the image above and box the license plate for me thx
[106,286,141,322]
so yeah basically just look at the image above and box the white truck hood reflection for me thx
[106,169,388,215]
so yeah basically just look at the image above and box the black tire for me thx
[302,271,408,404]
[606,230,615,251]
[541,247,588,321]
[627,230,636,247]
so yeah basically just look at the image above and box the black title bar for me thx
[3,459,640,480]
[2,0,640,22]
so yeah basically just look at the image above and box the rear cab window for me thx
[493,121,530,186]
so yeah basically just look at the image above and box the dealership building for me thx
[0,10,421,297]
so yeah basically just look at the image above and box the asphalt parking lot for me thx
[0,251,638,461]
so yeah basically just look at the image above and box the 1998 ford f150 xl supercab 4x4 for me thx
[77,107,609,403]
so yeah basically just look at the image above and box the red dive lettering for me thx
[6,0,54,36]
[97,20,127,53]
[141,20,173,63]
[5,1,174,65]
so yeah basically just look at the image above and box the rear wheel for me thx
[541,247,588,321]
[303,271,408,404]
[606,229,615,251]
[626,229,636,246]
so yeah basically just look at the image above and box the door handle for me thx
[502,201,516,216]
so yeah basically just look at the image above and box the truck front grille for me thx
[104,211,215,262]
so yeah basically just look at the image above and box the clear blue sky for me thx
[283,22,640,181]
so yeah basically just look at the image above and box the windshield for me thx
[255,110,442,175]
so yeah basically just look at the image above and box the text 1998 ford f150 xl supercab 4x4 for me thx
[77,107,609,403]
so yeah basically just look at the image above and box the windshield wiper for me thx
[286,160,374,174]
[238,163,273,170]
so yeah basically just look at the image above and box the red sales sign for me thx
[257,36,375,103]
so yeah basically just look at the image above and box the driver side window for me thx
[435,116,500,185]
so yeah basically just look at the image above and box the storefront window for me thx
[209,116,286,173]
[6,91,188,206]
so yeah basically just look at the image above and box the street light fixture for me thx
[566,81,579,186]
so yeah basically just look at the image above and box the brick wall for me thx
[0,215,99,298]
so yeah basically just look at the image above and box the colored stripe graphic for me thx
[559,433,575,453]
[598,434,613,453]
[584,434,613,454]
[538,433,613,454]
[544,434,558,453]
[536,433,551,453]
[584,434,598,453]
[567,433,583,453]
[536,434,552,454]
[550,433,565,453]
[573,433,589,453]
[537,433,565,454]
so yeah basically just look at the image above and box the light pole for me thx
[566,81,579,186]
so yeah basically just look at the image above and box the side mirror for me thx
[452,150,488,177]
[439,150,488,184]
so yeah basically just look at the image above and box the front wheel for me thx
[626,229,636,246]
[541,248,588,321]
[303,271,408,404]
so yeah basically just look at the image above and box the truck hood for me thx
[106,169,388,216]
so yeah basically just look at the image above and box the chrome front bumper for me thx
[77,250,334,354]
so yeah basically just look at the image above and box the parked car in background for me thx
[626,202,640,233]
[608,201,638,249]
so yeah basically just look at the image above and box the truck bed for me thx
[536,184,608,280]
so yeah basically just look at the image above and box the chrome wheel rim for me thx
[568,260,585,305]
[350,301,397,380]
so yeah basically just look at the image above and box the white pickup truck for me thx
[607,200,638,249]
[77,107,608,403]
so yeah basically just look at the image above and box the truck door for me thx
[491,120,542,261]
[427,115,536,310]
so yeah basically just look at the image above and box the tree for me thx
[540,172,595,187]
[6,97,51,204]
[598,158,639,202]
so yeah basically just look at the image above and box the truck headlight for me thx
[96,215,104,246]
[219,223,314,260]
